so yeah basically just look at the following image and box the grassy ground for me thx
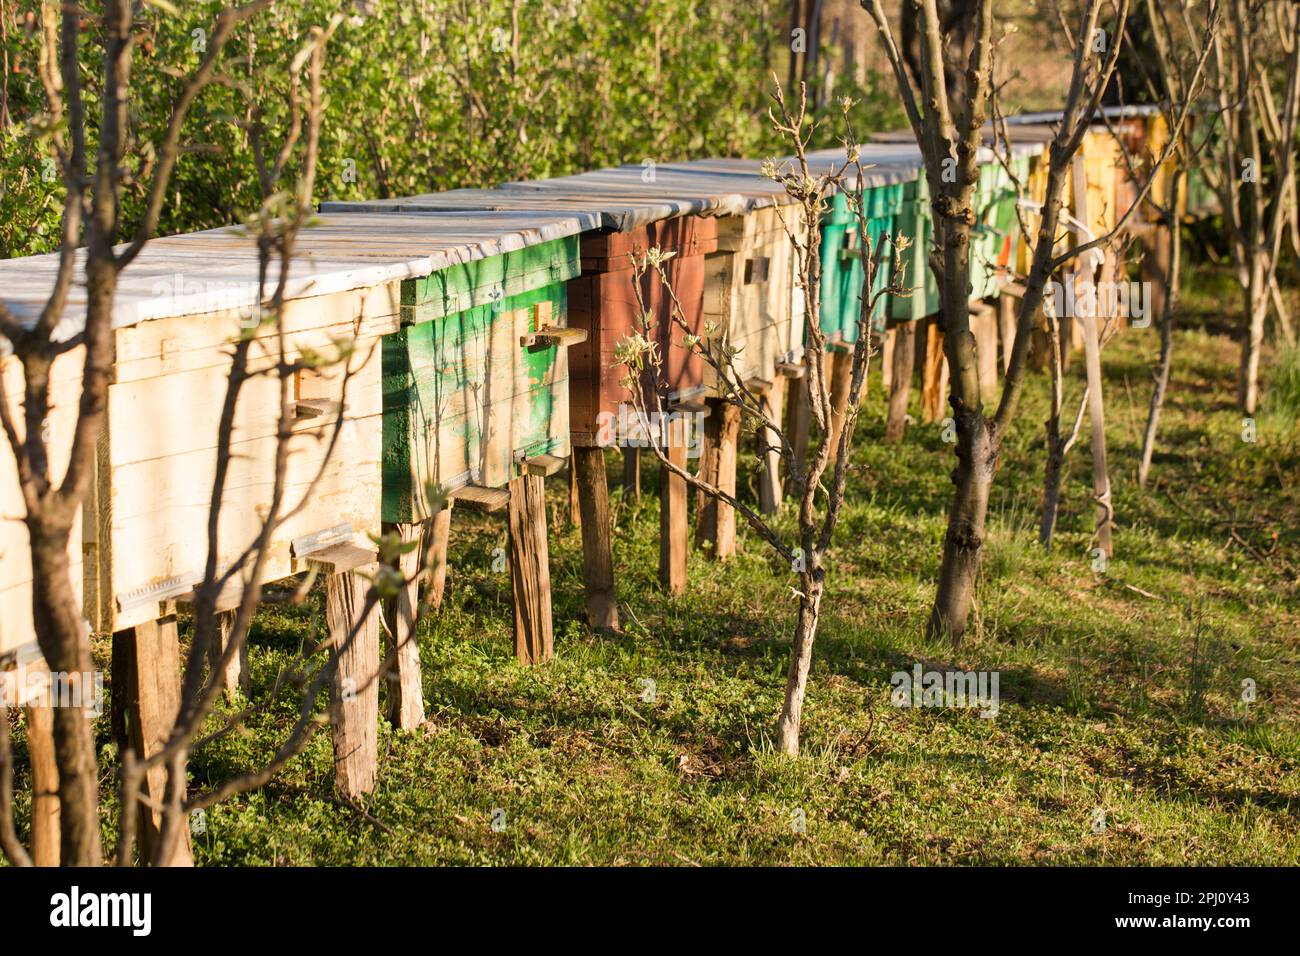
[12,263,1300,866]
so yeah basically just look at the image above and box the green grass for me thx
[10,264,1300,866]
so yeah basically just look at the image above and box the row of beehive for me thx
[0,104,1201,678]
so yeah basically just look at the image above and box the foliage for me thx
[0,0,916,258]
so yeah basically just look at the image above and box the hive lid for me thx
[0,209,590,344]
[325,181,712,233]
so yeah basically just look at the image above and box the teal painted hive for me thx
[817,181,907,348]
[889,174,939,322]
[382,235,581,523]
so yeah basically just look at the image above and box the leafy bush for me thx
[1,1,901,258]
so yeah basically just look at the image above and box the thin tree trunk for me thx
[928,211,992,647]
[1239,254,1268,414]
[1080,256,1115,557]
[927,420,996,644]
[28,521,102,866]
[1139,214,1181,487]
[776,571,824,756]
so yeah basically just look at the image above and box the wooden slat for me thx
[450,485,511,512]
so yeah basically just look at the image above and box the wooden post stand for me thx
[998,289,1019,372]
[788,367,813,488]
[123,616,193,865]
[507,473,554,664]
[382,522,427,731]
[696,398,739,560]
[658,418,689,595]
[313,546,381,800]
[573,446,619,631]
[921,318,948,423]
[426,502,453,610]
[826,350,854,455]
[758,375,788,514]
[23,696,60,866]
[622,447,641,503]
[886,320,918,442]
[971,301,1000,404]
[209,609,248,698]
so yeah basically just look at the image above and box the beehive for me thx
[378,234,580,521]
[0,211,588,635]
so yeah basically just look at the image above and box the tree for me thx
[0,2,418,868]
[617,83,904,756]
[860,0,1205,643]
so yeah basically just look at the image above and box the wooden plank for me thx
[518,453,565,477]
[567,216,716,447]
[659,418,689,594]
[95,289,387,633]
[450,485,511,513]
[124,616,193,866]
[574,447,619,631]
[382,522,426,731]
[695,399,739,559]
[507,474,553,664]
[24,698,60,866]
[383,283,572,519]
[326,568,381,799]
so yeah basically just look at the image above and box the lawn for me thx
[15,262,1298,866]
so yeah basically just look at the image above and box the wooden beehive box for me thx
[378,233,581,521]
[2,211,591,635]
[0,343,84,694]
[700,206,804,390]
[567,215,718,445]
[345,181,728,448]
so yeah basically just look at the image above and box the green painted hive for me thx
[817,182,907,348]
[969,155,1029,300]
[382,235,581,523]
[889,174,939,322]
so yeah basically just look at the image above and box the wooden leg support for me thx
[209,609,248,698]
[426,502,453,610]
[658,419,689,594]
[788,369,812,490]
[323,561,381,799]
[696,398,739,560]
[998,291,1018,373]
[24,697,60,866]
[574,446,619,631]
[124,616,193,866]
[622,446,641,503]
[886,320,917,442]
[921,318,947,423]
[971,301,1000,405]
[758,376,786,515]
[508,473,554,664]
[827,349,854,454]
[382,521,427,731]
